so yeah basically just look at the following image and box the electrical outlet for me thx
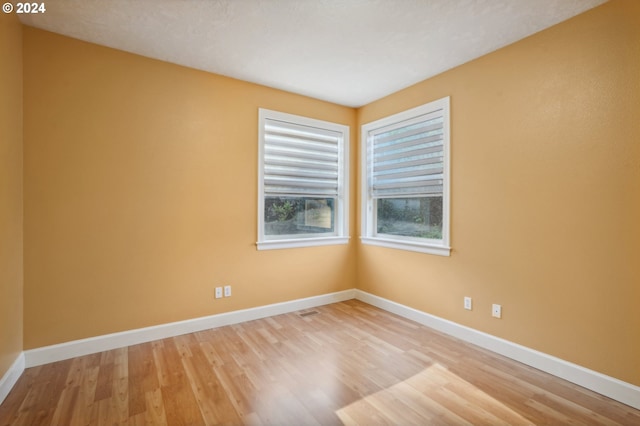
[215,287,223,299]
[464,297,472,310]
[492,304,502,318]
[224,285,231,297]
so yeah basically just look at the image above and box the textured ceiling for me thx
[19,0,607,107]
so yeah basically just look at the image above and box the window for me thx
[258,109,349,250]
[361,97,450,256]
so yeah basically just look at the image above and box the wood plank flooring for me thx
[1,300,639,425]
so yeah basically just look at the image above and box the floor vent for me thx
[299,310,319,317]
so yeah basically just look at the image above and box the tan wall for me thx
[20,0,639,389]
[0,13,24,378]
[357,0,640,386]
[23,28,357,349]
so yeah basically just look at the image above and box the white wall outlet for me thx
[492,304,502,318]
[224,285,231,297]
[464,297,472,310]
[215,287,223,299]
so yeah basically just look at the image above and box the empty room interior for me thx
[1,0,639,424]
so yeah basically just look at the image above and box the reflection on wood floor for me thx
[1,299,638,425]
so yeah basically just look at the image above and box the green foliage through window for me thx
[376,197,442,239]
[265,197,335,236]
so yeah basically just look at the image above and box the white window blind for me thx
[258,108,349,250]
[264,119,341,197]
[361,96,450,256]
[371,110,444,198]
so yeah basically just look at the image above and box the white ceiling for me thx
[19,0,607,107]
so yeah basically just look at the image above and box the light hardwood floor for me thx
[1,300,639,425]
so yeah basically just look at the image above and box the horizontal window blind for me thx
[264,119,341,196]
[371,112,444,197]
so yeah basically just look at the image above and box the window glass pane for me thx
[265,196,335,237]
[376,197,442,239]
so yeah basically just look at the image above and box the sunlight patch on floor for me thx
[335,362,534,425]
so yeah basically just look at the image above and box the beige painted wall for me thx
[23,28,357,349]
[0,13,23,378]
[357,0,640,386]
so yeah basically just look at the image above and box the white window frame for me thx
[360,97,451,256]
[257,109,349,250]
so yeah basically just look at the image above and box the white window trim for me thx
[360,97,451,256]
[257,109,350,250]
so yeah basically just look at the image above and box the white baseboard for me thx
[0,352,25,405]
[24,289,355,368]
[354,289,640,410]
[17,287,639,411]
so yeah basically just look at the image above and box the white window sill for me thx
[257,236,350,251]
[360,236,451,257]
